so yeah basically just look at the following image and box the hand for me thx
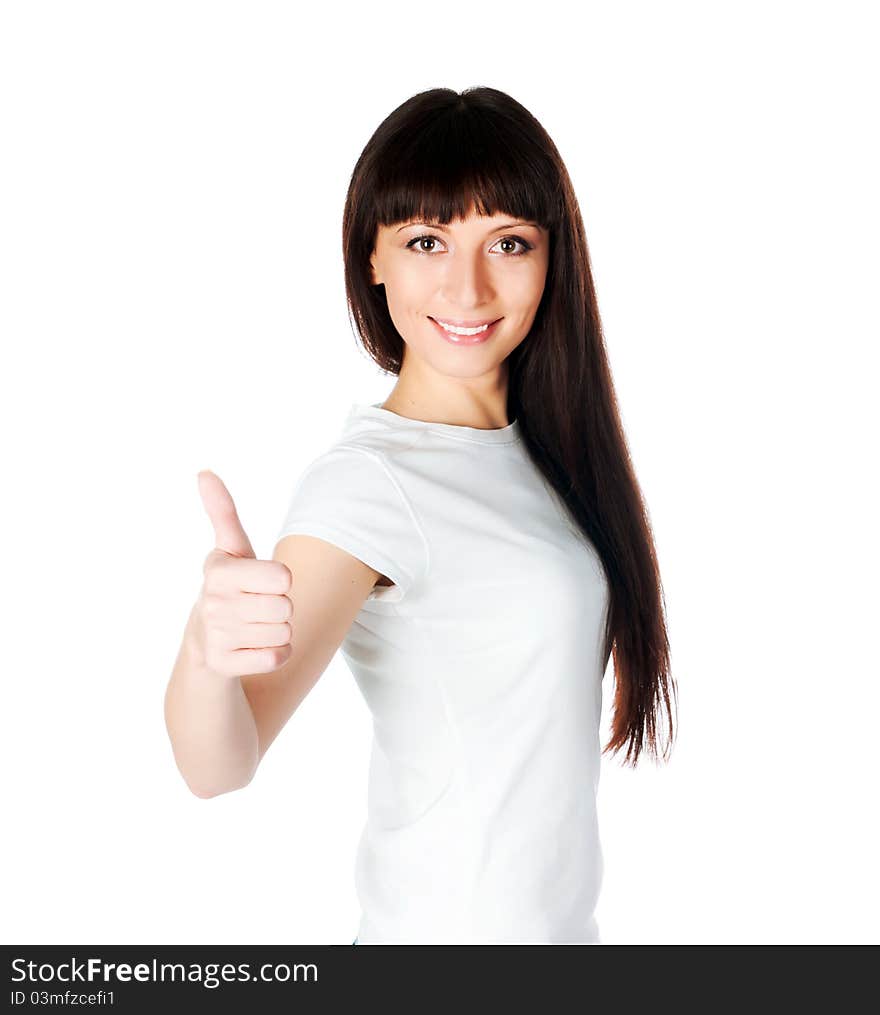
[192,470,293,678]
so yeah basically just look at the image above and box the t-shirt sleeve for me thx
[274,445,428,600]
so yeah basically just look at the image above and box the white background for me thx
[2,1,877,945]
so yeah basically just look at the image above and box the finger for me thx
[234,590,294,624]
[197,470,256,559]
[222,621,292,651]
[206,556,292,596]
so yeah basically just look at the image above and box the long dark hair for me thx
[341,86,677,767]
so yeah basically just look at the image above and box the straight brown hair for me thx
[341,86,677,767]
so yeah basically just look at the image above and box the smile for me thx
[429,316,502,344]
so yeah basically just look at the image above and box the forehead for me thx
[382,214,544,234]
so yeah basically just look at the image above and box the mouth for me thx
[428,316,503,345]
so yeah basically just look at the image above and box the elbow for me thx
[189,783,223,800]
[187,783,239,800]
[186,772,254,800]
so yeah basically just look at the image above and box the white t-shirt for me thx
[276,402,611,944]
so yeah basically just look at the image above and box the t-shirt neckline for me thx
[349,402,521,444]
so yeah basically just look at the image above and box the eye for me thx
[494,236,533,256]
[404,234,534,256]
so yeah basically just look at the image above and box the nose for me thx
[440,247,496,309]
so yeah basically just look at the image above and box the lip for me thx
[429,316,502,345]
[433,316,499,327]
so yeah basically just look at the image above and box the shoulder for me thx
[292,422,427,502]
[292,441,405,501]
[331,421,428,462]
[276,434,430,601]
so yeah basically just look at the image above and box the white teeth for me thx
[435,320,492,336]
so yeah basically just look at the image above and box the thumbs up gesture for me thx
[193,471,293,678]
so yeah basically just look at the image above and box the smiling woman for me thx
[328,87,675,943]
[167,84,676,949]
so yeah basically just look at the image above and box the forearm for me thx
[163,606,260,798]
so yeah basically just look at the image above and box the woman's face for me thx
[369,206,550,383]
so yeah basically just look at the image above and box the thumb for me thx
[197,470,256,559]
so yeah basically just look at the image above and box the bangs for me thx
[368,104,561,232]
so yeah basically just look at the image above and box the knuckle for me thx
[202,565,222,595]
[275,562,293,592]
[201,593,222,621]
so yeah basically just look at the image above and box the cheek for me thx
[386,283,436,331]
[383,285,431,345]
[508,263,547,299]
[385,261,431,301]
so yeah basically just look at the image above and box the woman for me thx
[164,86,677,945]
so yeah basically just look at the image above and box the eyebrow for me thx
[395,220,542,233]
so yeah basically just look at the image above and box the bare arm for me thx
[163,603,260,798]
[162,472,383,799]
[238,534,383,766]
